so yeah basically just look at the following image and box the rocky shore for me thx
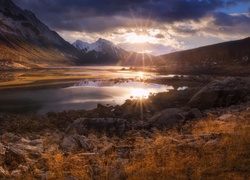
[0,77,249,179]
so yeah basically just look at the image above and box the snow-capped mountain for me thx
[72,40,90,52]
[73,38,129,64]
[73,38,124,54]
[0,0,80,69]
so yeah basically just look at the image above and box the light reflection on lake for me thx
[0,66,188,114]
[0,80,178,114]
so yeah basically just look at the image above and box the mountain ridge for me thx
[156,37,250,75]
[73,38,154,66]
[0,0,81,69]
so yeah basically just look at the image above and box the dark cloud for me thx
[173,26,199,36]
[214,12,250,26]
[13,0,227,32]
[155,33,165,39]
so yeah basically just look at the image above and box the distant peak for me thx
[97,38,106,41]
[73,40,89,45]
[95,38,113,45]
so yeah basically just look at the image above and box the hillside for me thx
[0,0,80,69]
[157,37,250,75]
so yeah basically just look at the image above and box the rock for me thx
[41,171,50,180]
[204,139,221,147]
[99,143,113,156]
[10,169,22,178]
[2,135,44,158]
[33,168,45,179]
[85,103,116,118]
[65,175,78,180]
[18,164,29,173]
[60,135,78,151]
[60,135,90,151]
[188,77,250,110]
[219,114,237,121]
[0,143,5,155]
[188,108,203,119]
[74,135,90,150]
[66,118,127,137]
[66,118,88,135]
[1,132,20,144]
[0,143,5,165]
[0,166,10,178]
[148,108,185,128]
[20,138,42,146]
[15,143,43,158]
[5,147,26,169]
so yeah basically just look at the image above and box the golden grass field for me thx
[14,107,248,180]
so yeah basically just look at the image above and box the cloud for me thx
[11,0,250,55]
[155,33,165,39]
[13,0,226,32]
[118,42,180,56]
[214,12,250,26]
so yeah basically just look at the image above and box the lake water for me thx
[0,66,187,114]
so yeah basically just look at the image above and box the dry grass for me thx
[37,109,250,179]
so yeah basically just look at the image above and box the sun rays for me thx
[125,32,156,44]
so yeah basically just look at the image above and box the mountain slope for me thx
[73,38,155,66]
[0,0,80,69]
[157,37,250,75]
[73,38,128,64]
[72,40,90,53]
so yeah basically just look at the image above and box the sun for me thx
[130,88,149,99]
[126,32,156,44]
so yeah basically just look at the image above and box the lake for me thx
[0,66,187,114]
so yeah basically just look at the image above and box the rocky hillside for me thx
[157,37,250,75]
[0,0,80,69]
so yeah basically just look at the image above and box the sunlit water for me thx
[0,66,188,114]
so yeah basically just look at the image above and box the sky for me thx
[13,0,250,55]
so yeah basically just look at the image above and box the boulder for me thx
[148,108,185,128]
[188,77,250,110]
[188,108,203,119]
[66,118,127,137]
[147,108,203,128]
[5,147,26,169]
[60,135,78,151]
[60,135,90,151]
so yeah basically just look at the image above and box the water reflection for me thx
[0,79,187,114]
[0,66,189,114]
[74,80,173,100]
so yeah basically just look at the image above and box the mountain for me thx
[72,40,90,53]
[73,38,128,64]
[73,38,154,65]
[0,0,80,69]
[156,37,250,75]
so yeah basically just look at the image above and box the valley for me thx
[0,0,249,179]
